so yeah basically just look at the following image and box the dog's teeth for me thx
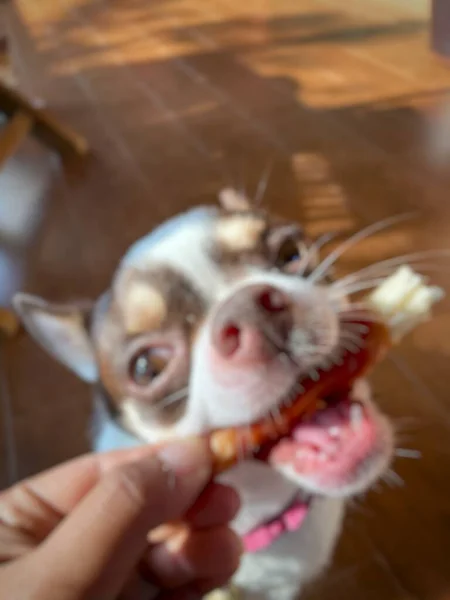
[310,369,320,382]
[329,426,340,438]
[350,403,363,429]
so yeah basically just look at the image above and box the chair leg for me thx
[0,81,89,160]
[0,308,20,338]
[0,109,32,168]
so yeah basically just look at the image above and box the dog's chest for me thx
[232,494,345,599]
[218,460,299,536]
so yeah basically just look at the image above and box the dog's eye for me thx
[276,238,302,268]
[129,348,168,386]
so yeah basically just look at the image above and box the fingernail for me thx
[157,438,211,482]
[165,525,190,553]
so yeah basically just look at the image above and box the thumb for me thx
[31,438,211,598]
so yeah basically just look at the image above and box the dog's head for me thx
[14,189,393,499]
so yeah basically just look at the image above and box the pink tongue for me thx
[271,425,339,464]
[271,400,351,463]
[242,499,309,553]
[293,425,334,446]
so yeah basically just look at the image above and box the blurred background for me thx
[1,0,450,598]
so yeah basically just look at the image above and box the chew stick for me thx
[210,316,388,474]
[209,266,445,475]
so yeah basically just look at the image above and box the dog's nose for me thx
[211,285,292,365]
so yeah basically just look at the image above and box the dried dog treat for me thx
[209,266,444,475]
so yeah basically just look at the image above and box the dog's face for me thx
[15,190,393,499]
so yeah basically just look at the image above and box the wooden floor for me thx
[2,0,450,598]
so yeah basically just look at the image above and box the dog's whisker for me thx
[339,325,364,337]
[339,312,386,325]
[383,468,405,488]
[337,301,371,312]
[308,213,417,283]
[394,448,422,459]
[311,231,340,255]
[308,212,417,284]
[333,249,450,289]
[333,264,450,294]
[262,324,288,352]
[271,404,286,430]
[340,342,361,353]
[331,278,394,296]
[262,323,331,371]
[157,387,189,410]
[391,416,424,432]
[254,159,274,207]
[339,336,364,348]
[340,321,370,333]
[339,308,378,317]
[297,232,339,276]
[339,332,365,346]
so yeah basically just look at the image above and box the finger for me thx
[186,483,240,529]
[0,445,171,543]
[30,439,212,598]
[0,523,35,563]
[144,525,242,589]
[148,484,240,545]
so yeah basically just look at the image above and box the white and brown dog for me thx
[14,189,394,600]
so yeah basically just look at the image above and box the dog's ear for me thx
[13,293,98,383]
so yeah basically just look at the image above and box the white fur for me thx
[219,462,345,599]
[232,497,344,600]
[124,208,228,302]
[18,206,392,600]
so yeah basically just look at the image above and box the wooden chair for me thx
[432,0,450,58]
[0,81,89,337]
[0,81,89,166]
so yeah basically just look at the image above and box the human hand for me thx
[0,439,242,599]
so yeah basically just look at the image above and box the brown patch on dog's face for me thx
[115,267,205,332]
[122,283,168,336]
[91,202,322,441]
[91,267,206,436]
[212,208,316,276]
[216,214,266,253]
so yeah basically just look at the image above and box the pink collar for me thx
[242,497,310,553]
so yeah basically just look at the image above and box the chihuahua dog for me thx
[14,189,394,600]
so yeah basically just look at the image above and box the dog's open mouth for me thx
[210,317,390,477]
[267,390,383,486]
[240,389,380,553]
